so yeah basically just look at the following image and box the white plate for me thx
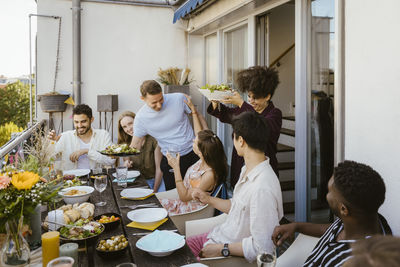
[63,169,90,177]
[112,170,140,179]
[120,188,153,199]
[180,264,209,267]
[127,208,167,225]
[197,88,234,101]
[136,230,185,257]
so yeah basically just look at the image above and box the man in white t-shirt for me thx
[49,104,115,171]
[130,80,200,190]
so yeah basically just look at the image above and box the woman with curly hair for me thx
[117,111,165,192]
[207,66,282,187]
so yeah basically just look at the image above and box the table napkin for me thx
[112,177,137,183]
[136,230,185,251]
[121,193,154,200]
[127,218,168,230]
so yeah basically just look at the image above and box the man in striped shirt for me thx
[272,160,392,267]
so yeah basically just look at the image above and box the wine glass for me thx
[94,175,107,206]
[257,249,276,267]
[167,145,179,173]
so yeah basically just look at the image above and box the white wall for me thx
[345,0,400,235]
[37,0,187,140]
[269,3,295,116]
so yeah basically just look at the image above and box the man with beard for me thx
[49,104,115,171]
[272,160,392,267]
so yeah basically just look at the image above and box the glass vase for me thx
[1,217,31,267]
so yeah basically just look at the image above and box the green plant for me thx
[0,122,23,147]
[0,81,35,128]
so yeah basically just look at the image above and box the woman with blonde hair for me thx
[117,111,165,192]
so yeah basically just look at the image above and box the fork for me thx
[119,203,158,209]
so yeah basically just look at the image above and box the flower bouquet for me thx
[0,129,62,266]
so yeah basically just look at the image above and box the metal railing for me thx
[0,120,46,166]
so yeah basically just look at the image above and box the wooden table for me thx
[69,170,197,266]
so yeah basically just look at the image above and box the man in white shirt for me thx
[189,111,284,263]
[49,104,115,171]
[130,80,203,190]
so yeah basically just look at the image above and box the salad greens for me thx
[101,144,140,155]
[59,219,103,240]
[201,83,231,93]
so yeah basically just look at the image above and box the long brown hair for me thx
[197,130,227,186]
[117,111,136,145]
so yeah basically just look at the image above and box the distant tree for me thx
[0,81,35,128]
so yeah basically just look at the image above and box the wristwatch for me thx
[221,243,230,257]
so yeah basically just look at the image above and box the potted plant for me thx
[157,67,193,94]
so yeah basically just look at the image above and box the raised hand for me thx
[183,94,196,113]
[221,91,244,107]
[166,151,180,170]
[47,130,60,141]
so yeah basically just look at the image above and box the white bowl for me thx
[59,185,94,204]
[136,230,185,257]
[127,208,167,226]
[197,88,234,101]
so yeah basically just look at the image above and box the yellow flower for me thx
[11,172,41,190]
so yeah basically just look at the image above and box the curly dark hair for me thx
[73,104,93,119]
[232,111,270,152]
[236,66,280,99]
[333,160,386,214]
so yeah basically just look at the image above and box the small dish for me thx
[59,185,94,204]
[94,212,121,231]
[96,235,129,258]
[120,188,153,199]
[127,208,167,226]
[136,230,185,257]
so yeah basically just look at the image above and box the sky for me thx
[0,0,37,77]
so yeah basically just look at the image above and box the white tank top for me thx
[77,138,90,169]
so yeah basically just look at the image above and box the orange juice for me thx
[42,231,60,267]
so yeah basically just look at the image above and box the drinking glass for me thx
[167,145,179,173]
[47,256,74,267]
[92,163,103,175]
[257,250,276,267]
[94,175,107,206]
[116,166,128,187]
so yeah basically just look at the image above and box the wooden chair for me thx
[275,233,319,267]
[156,183,226,234]
[185,214,255,267]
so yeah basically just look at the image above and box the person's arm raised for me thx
[184,94,208,135]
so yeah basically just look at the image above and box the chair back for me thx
[211,183,227,199]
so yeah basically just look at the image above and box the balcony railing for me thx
[0,120,46,168]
